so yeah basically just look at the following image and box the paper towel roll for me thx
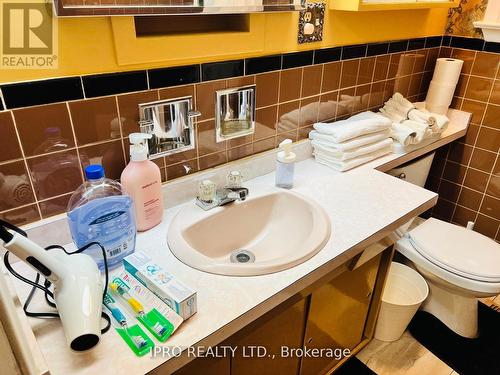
[425,80,456,115]
[431,58,464,85]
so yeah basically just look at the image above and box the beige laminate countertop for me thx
[4,109,470,375]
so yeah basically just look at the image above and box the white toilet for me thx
[388,152,500,338]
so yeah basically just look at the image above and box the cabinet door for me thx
[172,345,231,375]
[231,298,308,375]
[300,253,381,375]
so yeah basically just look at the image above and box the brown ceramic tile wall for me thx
[0,48,436,226]
[427,48,500,242]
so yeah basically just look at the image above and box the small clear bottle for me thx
[275,139,296,189]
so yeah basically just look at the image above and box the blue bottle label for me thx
[67,196,136,267]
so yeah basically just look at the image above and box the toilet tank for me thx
[387,152,435,188]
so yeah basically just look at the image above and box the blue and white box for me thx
[123,251,197,319]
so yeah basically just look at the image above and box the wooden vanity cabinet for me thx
[299,253,382,375]
[230,298,308,375]
[172,244,394,375]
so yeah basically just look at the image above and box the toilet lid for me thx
[408,218,500,282]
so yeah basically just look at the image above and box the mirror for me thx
[55,0,304,17]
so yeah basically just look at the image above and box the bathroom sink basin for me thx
[167,190,331,276]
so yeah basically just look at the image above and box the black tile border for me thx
[245,55,282,75]
[1,35,498,110]
[1,77,84,109]
[408,38,426,51]
[366,42,389,57]
[313,47,341,64]
[484,42,500,53]
[82,70,148,98]
[342,44,367,60]
[449,36,485,51]
[148,64,200,89]
[282,50,314,69]
[425,36,442,48]
[388,40,408,53]
[201,60,244,81]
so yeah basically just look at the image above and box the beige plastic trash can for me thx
[374,262,429,342]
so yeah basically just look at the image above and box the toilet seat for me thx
[407,218,500,283]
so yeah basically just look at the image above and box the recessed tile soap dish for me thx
[215,85,256,143]
[139,96,200,159]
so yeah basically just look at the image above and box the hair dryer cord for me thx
[1,219,111,334]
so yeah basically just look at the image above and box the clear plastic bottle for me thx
[33,127,72,154]
[275,139,296,189]
[67,165,136,270]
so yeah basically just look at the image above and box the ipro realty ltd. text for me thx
[151,345,351,360]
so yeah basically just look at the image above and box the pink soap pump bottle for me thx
[121,133,164,231]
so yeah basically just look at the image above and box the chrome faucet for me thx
[196,173,249,211]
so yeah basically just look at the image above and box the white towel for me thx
[312,138,393,161]
[412,102,449,132]
[390,123,417,146]
[313,111,391,142]
[382,94,449,132]
[314,146,392,172]
[309,129,391,152]
[404,120,432,144]
[380,107,406,123]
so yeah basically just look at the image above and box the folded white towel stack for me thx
[380,93,450,147]
[309,111,392,172]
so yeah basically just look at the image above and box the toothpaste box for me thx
[123,252,197,319]
[119,271,184,332]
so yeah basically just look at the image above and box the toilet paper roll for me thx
[425,80,456,115]
[431,58,464,86]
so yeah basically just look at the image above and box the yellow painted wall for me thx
[0,7,449,84]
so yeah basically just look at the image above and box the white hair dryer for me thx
[0,223,103,351]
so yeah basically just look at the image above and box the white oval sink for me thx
[167,190,331,276]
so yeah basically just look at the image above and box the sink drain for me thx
[230,249,255,263]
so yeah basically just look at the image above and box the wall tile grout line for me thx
[65,101,85,184]
[79,76,86,99]
[114,96,129,170]
[429,43,500,235]
[431,47,452,206]
[448,48,477,222]
[0,88,6,110]
[437,196,499,225]
[469,59,500,225]
[8,110,43,220]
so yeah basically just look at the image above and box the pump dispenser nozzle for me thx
[129,133,152,162]
[277,139,296,163]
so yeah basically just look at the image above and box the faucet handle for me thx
[198,180,216,203]
[226,170,243,188]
